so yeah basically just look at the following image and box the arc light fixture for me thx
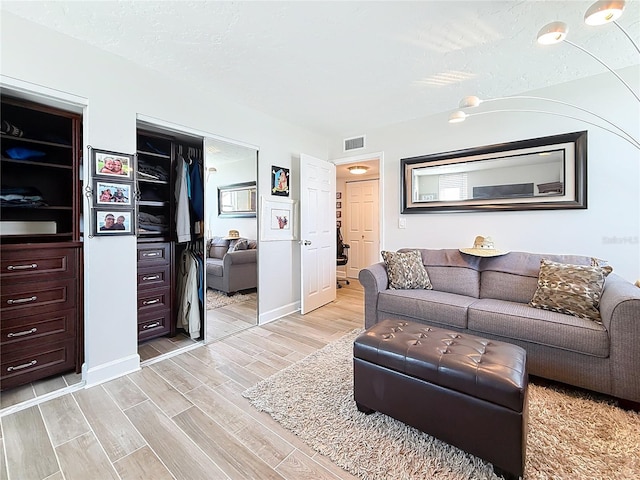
[584,0,625,26]
[454,95,639,148]
[348,165,369,175]
[450,1,639,150]
[536,1,639,102]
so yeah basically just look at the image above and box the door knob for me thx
[303,240,312,245]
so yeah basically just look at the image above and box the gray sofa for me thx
[359,248,640,405]
[206,237,257,295]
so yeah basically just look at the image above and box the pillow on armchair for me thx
[208,236,230,259]
[228,238,248,252]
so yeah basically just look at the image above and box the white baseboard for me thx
[83,354,140,388]
[259,301,300,325]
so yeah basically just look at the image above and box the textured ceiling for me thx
[2,1,639,137]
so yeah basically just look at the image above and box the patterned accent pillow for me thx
[208,236,230,259]
[229,238,248,252]
[529,259,613,323]
[381,250,432,290]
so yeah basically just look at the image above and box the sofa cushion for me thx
[529,259,613,323]
[208,236,230,259]
[401,249,481,298]
[468,298,609,358]
[377,289,475,329]
[382,250,432,290]
[479,252,596,303]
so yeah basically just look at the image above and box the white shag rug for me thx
[243,330,640,480]
[206,288,251,310]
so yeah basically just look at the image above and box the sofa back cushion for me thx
[479,252,596,303]
[400,249,481,298]
[208,236,230,259]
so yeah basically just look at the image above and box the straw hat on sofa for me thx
[459,235,508,257]
[224,229,240,240]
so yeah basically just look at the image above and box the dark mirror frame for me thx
[217,181,257,218]
[401,131,587,213]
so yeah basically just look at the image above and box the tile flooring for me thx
[1,282,364,480]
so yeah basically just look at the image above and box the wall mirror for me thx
[218,181,257,217]
[401,130,587,213]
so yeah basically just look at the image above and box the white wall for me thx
[330,68,640,282]
[1,13,328,386]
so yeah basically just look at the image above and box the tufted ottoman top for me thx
[354,319,527,412]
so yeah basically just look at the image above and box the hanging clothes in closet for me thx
[176,242,202,339]
[174,144,205,339]
[175,145,191,243]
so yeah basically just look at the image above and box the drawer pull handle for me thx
[7,263,38,271]
[143,322,160,329]
[7,360,37,372]
[143,252,160,257]
[7,296,37,305]
[8,328,38,338]
[142,275,160,281]
[143,298,160,305]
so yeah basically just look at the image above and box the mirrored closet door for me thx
[203,138,258,343]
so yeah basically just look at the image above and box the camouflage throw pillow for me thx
[381,250,432,290]
[529,259,613,323]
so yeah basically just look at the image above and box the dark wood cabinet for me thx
[1,96,83,391]
[136,239,175,342]
[0,243,82,390]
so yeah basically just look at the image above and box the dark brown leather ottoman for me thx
[354,319,528,480]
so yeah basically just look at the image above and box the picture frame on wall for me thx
[336,192,342,199]
[336,201,342,209]
[271,165,290,197]
[337,220,342,228]
[261,196,297,241]
[93,209,135,236]
[94,180,133,206]
[92,148,134,180]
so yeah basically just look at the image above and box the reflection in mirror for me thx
[402,131,586,213]
[218,182,257,217]
[205,138,258,344]
[412,151,564,203]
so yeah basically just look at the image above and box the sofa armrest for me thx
[223,249,256,267]
[599,274,640,401]
[358,262,389,329]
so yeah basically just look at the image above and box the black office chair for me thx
[337,227,350,288]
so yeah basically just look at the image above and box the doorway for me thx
[335,155,382,282]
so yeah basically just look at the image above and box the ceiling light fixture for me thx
[348,165,369,175]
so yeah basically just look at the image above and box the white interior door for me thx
[346,179,379,278]
[300,153,336,314]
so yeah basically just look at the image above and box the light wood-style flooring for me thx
[0,282,364,480]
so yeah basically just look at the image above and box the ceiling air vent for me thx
[344,135,366,152]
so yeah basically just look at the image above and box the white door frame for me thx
[332,151,384,257]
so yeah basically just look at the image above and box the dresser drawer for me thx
[137,264,171,291]
[1,338,76,391]
[138,309,171,341]
[1,308,76,346]
[1,279,76,318]
[137,287,171,314]
[137,242,171,266]
[1,247,77,282]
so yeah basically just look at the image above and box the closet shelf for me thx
[1,157,73,170]
[1,133,73,149]
[137,150,171,160]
